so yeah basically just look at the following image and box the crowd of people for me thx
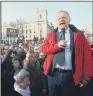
[1,42,48,96]
[1,10,93,96]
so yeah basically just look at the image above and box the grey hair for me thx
[57,10,70,18]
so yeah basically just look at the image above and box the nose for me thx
[59,17,65,21]
[61,16,66,20]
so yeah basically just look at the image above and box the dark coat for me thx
[1,49,22,96]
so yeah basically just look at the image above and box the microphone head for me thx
[61,28,65,40]
[61,28,65,32]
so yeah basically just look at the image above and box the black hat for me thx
[17,51,26,61]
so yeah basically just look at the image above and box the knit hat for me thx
[14,69,30,82]
[14,50,26,61]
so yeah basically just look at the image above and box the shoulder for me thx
[76,32,85,39]
[14,83,27,96]
[14,82,25,94]
[14,82,21,92]
[45,32,55,40]
[69,24,83,33]
[74,31,85,40]
[74,31,84,35]
[47,32,55,36]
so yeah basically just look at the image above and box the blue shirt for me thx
[55,27,72,70]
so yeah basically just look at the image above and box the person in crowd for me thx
[38,52,49,96]
[1,45,17,96]
[38,52,46,69]
[1,44,26,96]
[14,69,31,96]
[23,51,46,96]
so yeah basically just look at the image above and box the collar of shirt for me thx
[14,82,31,96]
[58,27,70,33]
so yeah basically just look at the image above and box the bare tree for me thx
[16,19,25,37]
[9,21,16,28]
[9,19,26,43]
[9,19,25,36]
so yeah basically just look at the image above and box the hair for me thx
[57,10,70,19]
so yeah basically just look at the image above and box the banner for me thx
[7,28,19,37]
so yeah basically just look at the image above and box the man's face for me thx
[30,55,37,63]
[19,76,30,89]
[13,60,20,67]
[56,12,71,30]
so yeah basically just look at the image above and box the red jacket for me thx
[40,31,93,85]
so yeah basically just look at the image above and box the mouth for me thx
[60,22,66,25]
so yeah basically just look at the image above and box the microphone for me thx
[61,28,65,40]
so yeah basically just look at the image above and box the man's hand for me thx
[26,52,31,61]
[57,40,67,48]
[24,54,30,68]
[79,83,84,87]
[23,59,28,68]
[79,80,89,88]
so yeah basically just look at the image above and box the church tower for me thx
[36,8,47,21]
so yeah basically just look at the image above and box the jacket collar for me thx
[54,24,83,33]
[53,24,83,43]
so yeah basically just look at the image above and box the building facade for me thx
[23,8,54,42]
[2,8,54,44]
